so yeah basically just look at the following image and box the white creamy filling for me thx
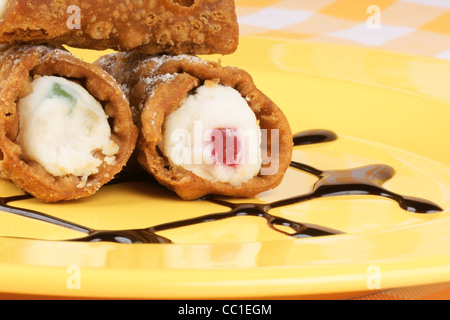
[17,76,119,185]
[160,83,262,186]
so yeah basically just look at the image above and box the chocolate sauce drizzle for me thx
[0,130,443,244]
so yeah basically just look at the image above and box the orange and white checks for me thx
[236,0,450,59]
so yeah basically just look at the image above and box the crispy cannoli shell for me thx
[0,0,239,55]
[0,45,138,202]
[95,53,293,200]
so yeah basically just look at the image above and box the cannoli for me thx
[95,52,293,200]
[0,44,138,202]
[0,0,239,55]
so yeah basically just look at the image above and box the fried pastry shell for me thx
[95,52,293,200]
[0,0,239,55]
[0,44,138,202]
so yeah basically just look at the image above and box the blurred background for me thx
[235,0,450,60]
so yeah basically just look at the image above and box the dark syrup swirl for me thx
[0,130,443,244]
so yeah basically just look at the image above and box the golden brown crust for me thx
[0,44,138,202]
[95,53,293,200]
[0,0,239,55]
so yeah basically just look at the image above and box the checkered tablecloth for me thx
[236,0,450,300]
[236,0,450,60]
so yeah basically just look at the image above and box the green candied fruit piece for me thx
[48,82,77,112]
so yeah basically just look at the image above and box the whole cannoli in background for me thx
[95,52,293,200]
[0,0,239,55]
[0,44,138,202]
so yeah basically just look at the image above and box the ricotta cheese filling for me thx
[160,83,262,186]
[17,76,119,185]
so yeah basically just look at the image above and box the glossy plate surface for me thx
[0,37,449,299]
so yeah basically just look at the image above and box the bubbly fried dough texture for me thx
[95,52,293,200]
[0,0,239,55]
[0,44,138,202]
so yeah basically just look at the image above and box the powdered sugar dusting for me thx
[120,83,130,98]
[142,54,206,74]
[143,72,177,88]
[138,72,179,110]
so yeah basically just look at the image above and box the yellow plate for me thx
[0,37,449,299]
